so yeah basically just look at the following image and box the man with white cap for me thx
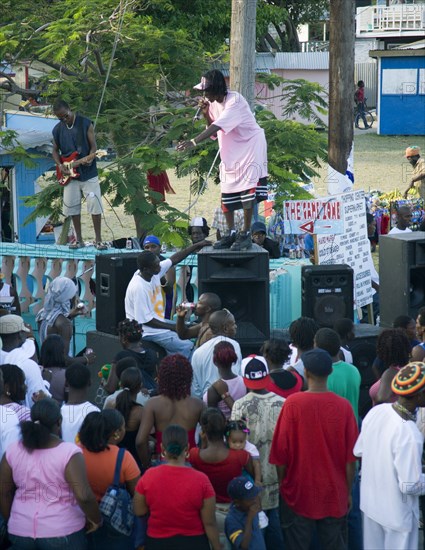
[0,315,51,407]
[177,69,268,252]
[403,146,425,199]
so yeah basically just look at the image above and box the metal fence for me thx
[355,62,378,109]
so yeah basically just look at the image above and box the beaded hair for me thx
[225,418,250,438]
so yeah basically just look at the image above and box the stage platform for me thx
[0,242,308,354]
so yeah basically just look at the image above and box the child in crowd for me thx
[225,476,266,550]
[225,419,261,486]
[225,419,268,530]
[61,364,99,444]
[103,357,150,409]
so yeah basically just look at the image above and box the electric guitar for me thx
[56,150,107,186]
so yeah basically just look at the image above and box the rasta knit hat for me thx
[391,362,425,396]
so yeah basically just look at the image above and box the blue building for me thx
[370,41,425,136]
[1,111,56,244]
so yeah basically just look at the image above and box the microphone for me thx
[193,105,202,121]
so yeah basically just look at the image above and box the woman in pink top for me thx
[204,341,246,419]
[369,329,411,406]
[0,398,101,549]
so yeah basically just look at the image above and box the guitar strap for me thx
[75,114,85,155]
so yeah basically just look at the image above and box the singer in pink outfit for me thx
[177,70,268,252]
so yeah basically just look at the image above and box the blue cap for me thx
[227,476,261,500]
[301,348,333,377]
[143,235,161,247]
[251,221,267,235]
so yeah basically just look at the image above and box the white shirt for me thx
[388,226,412,234]
[61,401,100,444]
[0,340,51,407]
[103,389,149,409]
[0,405,20,458]
[124,259,172,336]
[354,403,425,532]
[191,335,242,399]
[340,346,353,364]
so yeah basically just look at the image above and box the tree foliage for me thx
[1,0,328,243]
[257,0,329,52]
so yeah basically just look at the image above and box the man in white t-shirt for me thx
[125,239,209,357]
[61,363,99,444]
[388,205,412,234]
[191,309,242,398]
[0,315,51,407]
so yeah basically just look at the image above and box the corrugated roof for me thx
[0,128,52,155]
[220,68,271,77]
[274,52,329,70]
[213,51,329,75]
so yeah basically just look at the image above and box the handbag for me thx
[99,447,134,536]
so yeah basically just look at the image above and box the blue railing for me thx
[0,243,306,352]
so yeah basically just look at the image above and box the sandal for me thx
[69,241,85,250]
[95,242,108,251]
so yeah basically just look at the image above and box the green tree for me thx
[257,0,329,52]
[1,0,327,244]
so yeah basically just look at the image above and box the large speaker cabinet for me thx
[197,245,270,350]
[95,252,139,334]
[301,264,354,327]
[379,232,425,328]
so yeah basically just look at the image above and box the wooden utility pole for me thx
[230,0,257,110]
[328,0,355,176]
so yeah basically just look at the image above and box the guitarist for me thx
[52,99,107,250]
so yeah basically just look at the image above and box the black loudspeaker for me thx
[95,252,140,334]
[85,331,165,405]
[301,264,354,327]
[197,245,270,351]
[379,232,425,328]
[347,323,381,419]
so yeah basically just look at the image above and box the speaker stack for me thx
[301,264,354,327]
[379,232,425,327]
[95,252,140,335]
[197,245,270,355]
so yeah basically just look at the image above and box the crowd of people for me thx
[0,69,424,550]
[0,292,425,549]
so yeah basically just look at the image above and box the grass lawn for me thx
[82,131,425,243]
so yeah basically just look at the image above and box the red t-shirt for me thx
[269,392,358,519]
[189,448,250,503]
[136,464,215,538]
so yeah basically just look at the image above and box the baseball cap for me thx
[241,355,270,389]
[142,235,161,247]
[251,221,267,235]
[190,217,206,227]
[301,348,332,377]
[227,477,261,500]
[193,77,209,91]
[0,314,30,335]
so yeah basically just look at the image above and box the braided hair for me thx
[118,319,143,343]
[224,418,250,439]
